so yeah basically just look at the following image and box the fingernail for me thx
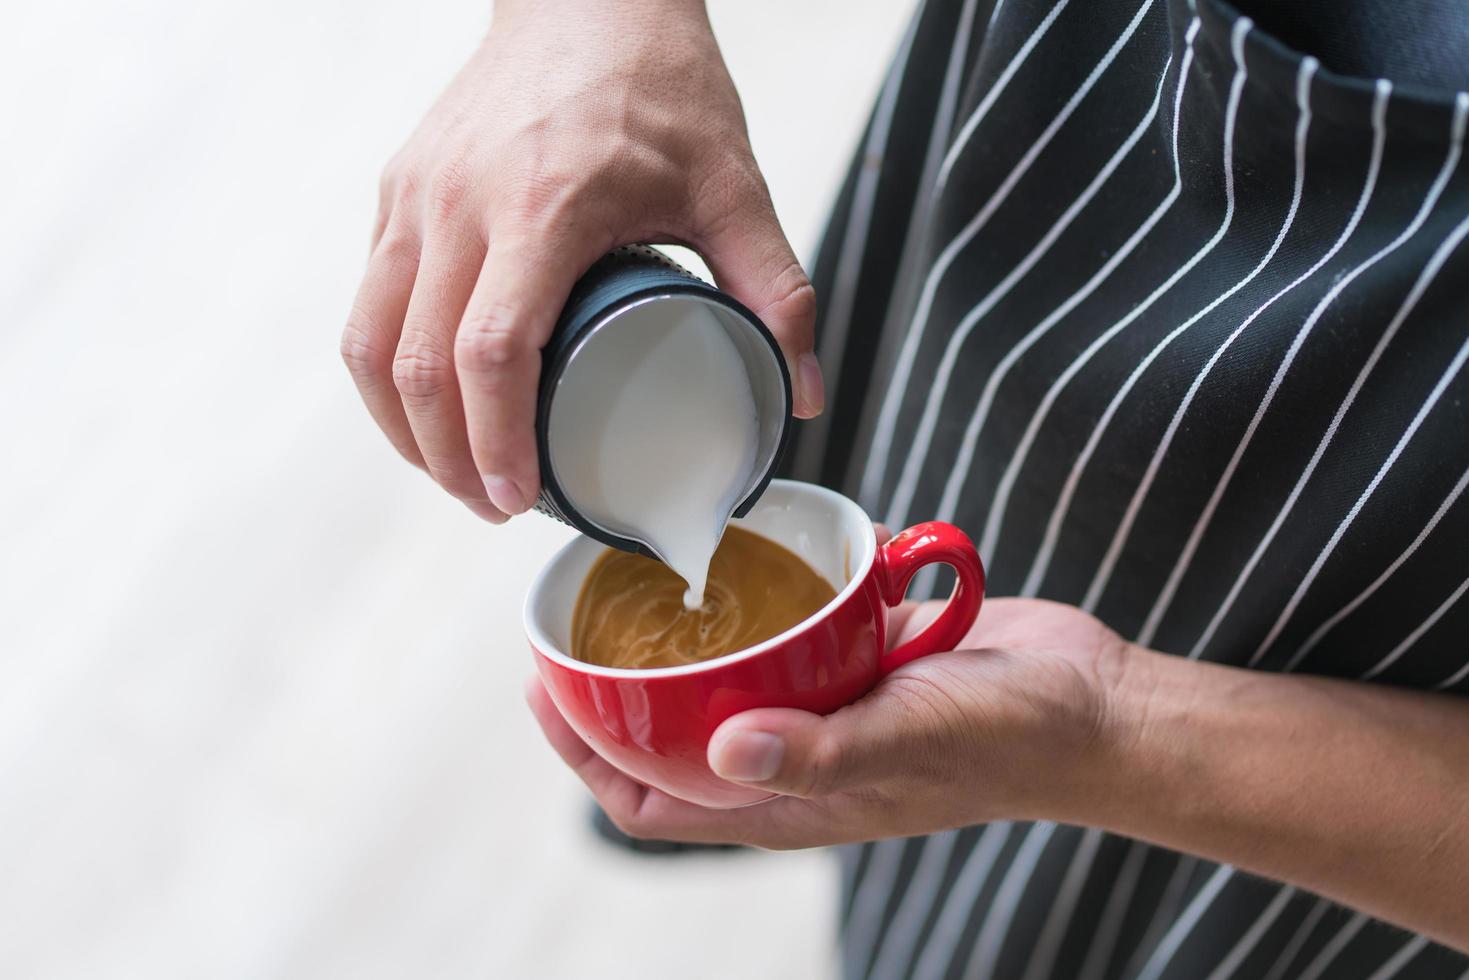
[710,731,784,783]
[796,352,825,418]
[483,474,528,515]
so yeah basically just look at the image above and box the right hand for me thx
[340,0,823,523]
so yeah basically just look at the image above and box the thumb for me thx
[707,697,907,799]
[698,170,823,419]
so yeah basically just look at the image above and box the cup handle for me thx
[874,521,985,675]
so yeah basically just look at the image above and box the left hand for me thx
[526,595,1133,850]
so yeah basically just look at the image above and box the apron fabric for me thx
[784,0,1469,976]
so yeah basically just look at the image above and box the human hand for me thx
[340,0,822,523]
[526,595,1133,849]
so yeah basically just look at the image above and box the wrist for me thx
[1032,639,1164,827]
[1064,642,1233,837]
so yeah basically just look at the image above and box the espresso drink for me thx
[572,526,837,669]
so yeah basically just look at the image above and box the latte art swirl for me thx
[571,526,837,670]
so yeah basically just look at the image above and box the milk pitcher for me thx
[533,245,792,561]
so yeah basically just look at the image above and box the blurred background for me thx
[0,0,917,977]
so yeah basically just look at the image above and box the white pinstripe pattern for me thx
[901,18,1199,601]
[975,16,1254,571]
[1134,865,1236,980]
[932,0,984,169]
[858,0,1147,509]
[1202,886,1297,980]
[1018,827,1104,980]
[936,0,1071,189]
[830,0,984,493]
[1435,648,1469,691]
[1269,250,1469,670]
[1120,214,1469,955]
[910,822,1013,980]
[1296,912,1368,980]
[1106,273,1469,967]
[1118,854,1202,979]
[1187,86,1469,662]
[959,822,1058,980]
[1258,169,1469,667]
[826,6,1469,978]
[821,8,987,959]
[1073,840,1152,980]
[790,5,922,483]
[1087,51,1327,614]
[1022,49,1316,599]
[842,837,908,979]
[1258,897,1331,980]
[1362,573,1469,680]
[882,49,1177,529]
[864,829,961,980]
[1129,79,1393,647]
[1286,463,1469,671]
[1369,935,1431,980]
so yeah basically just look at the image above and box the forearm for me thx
[1078,646,1469,949]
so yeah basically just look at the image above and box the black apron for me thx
[787,0,1469,976]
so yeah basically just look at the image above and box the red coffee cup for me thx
[524,479,984,808]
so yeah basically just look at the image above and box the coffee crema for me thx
[571,526,837,669]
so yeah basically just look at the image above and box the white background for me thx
[0,0,915,977]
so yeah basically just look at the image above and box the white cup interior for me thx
[524,479,876,678]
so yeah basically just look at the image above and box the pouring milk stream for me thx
[545,295,765,609]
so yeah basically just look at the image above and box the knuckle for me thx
[497,171,567,229]
[768,272,817,331]
[391,342,455,399]
[495,138,651,232]
[584,135,664,193]
[803,734,846,797]
[379,148,411,193]
[339,320,393,379]
[386,165,423,213]
[455,311,529,371]
[426,159,476,223]
[373,224,419,266]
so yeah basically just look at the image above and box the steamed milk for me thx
[546,298,760,608]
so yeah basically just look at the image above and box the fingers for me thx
[525,676,650,817]
[465,499,510,523]
[393,227,502,513]
[886,600,927,645]
[708,688,931,799]
[456,234,593,516]
[698,169,823,419]
[525,676,825,848]
[370,204,391,255]
[341,226,427,469]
